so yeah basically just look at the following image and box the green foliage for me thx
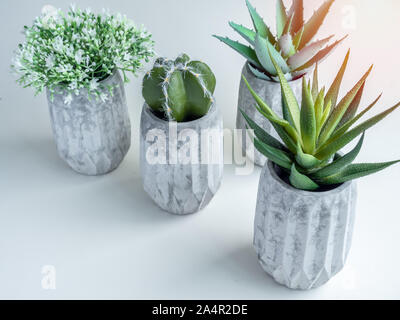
[242,51,400,191]
[142,54,216,122]
[214,0,342,81]
[11,5,154,103]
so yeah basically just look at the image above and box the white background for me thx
[1,0,400,299]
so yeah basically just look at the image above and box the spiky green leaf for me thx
[300,77,317,153]
[312,63,319,101]
[296,144,322,169]
[228,22,256,45]
[245,0,276,44]
[242,75,298,153]
[319,65,373,145]
[240,108,288,151]
[332,93,382,141]
[289,164,320,190]
[213,35,262,69]
[324,49,350,110]
[293,26,304,50]
[276,0,288,38]
[338,82,365,128]
[312,133,364,179]
[247,63,272,80]
[254,138,293,170]
[317,160,400,185]
[255,33,289,75]
[316,102,400,160]
[268,49,301,133]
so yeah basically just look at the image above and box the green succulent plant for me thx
[142,54,216,122]
[242,50,400,191]
[214,0,345,81]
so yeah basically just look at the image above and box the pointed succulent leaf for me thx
[276,0,288,38]
[243,75,298,152]
[242,75,279,118]
[257,107,300,144]
[298,0,335,49]
[294,35,347,72]
[278,33,296,58]
[325,49,350,110]
[296,144,322,169]
[255,33,289,75]
[254,104,298,153]
[228,22,256,45]
[300,77,317,153]
[245,0,276,44]
[315,87,325,122]
[293,26,304,50]
[312,63,319,101]
[338,82,365,128]
[319,65,373,145]
[332,93,382,141]
[281,12,294,36]
[316,102,400,160]
[240,109,288,151]
[247,63,272,80]
[213,36,262,69]
[312,133,364,179]
[320,100,332,127]
[268,49,301,133]
[288,35,334,70]
[289,164,320,191]
[317,160,400,185]
[254,138,293,170]
[289,0,304,35]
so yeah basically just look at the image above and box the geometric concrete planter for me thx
[46,70,131,175]
[140,103,223,215]
[236,63,303,167]
[254,161,358,290]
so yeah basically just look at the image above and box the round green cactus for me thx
[142,54,216,122]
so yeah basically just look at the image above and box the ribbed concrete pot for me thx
[254,161,358,290]
[140,103,223,215]
[46,70,131,175]
[236,63,302,167]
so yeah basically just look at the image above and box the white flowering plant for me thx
[12,5,155,103]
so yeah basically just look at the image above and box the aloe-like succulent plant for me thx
[142,54,216,122]
[214,0,345,81]
[242,50,400,191]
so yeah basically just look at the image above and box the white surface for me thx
[1,0,400,299]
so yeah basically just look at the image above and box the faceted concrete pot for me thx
[236,63,302,167]
[140,103,223,215]
[254,161,358,290]
[46,70,131,175]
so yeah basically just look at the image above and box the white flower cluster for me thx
[12,4,154,103]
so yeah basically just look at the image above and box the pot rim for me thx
[142,101,217,127]
[244,62,304,85]
[266,160,353,197]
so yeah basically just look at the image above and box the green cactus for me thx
[142,54,216,122]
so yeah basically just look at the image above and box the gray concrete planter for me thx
[236,63,303,167]
[254,161,358,290]
[46,70,131,175]
[140,103,223,215]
